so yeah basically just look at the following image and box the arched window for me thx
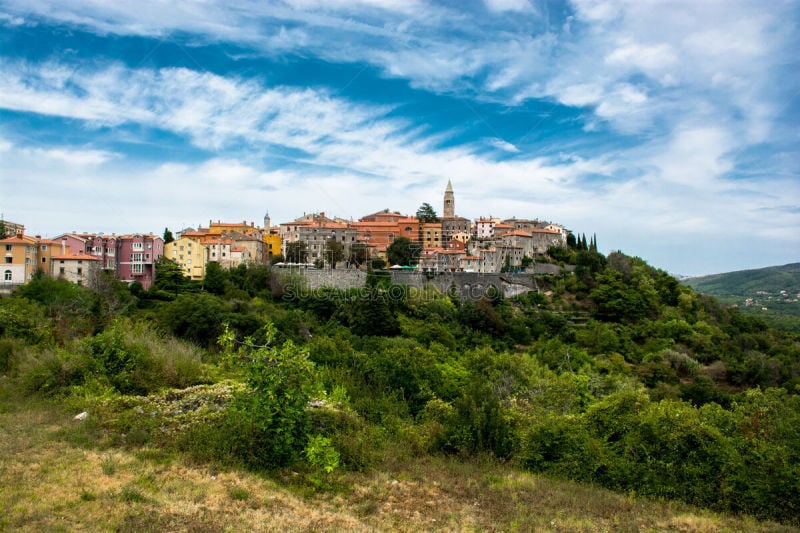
[4,270,11,281]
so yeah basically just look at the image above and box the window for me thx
[4,245,11,251]
[59,267,65,275]
[179,246,184,251]
[77,268,82,275]
[146,243,152,249]
[41,245,47,251]
[132,242,144,251]
[42,257,46,263]
[3,270,11,281]
[132,263,144,274]
[187,259,192,265]
[5,257,11,264]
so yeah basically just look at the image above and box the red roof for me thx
[0,236,36,244]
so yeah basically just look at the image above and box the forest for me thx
[1,246,799,527]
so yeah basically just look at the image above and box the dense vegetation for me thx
[682,262,800,333]
[1,251,799,525]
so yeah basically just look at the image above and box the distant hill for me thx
[682,263,800,332]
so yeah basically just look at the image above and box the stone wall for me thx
[275,264,564,300]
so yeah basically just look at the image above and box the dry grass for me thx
[1,404,797,533]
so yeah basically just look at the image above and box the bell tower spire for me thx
[443,179,455,218]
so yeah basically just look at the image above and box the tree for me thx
[163,227,175,245]
[566,232,577,249]
[324,238,344,268]
[0,220,7,240]
[151,257,189,297]
[204,261,226,295]
[285,241,308,264]
[387,236,421,266]
[416,202,439,223]
[219,323,318,469]
[348,242,368,267]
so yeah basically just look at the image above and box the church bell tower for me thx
[443,180,455,218]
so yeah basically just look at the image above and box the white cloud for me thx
[604,41,678,76]
[483,0,534,14]
[489,138,520,153]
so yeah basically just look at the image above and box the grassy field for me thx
[2,398,797,533]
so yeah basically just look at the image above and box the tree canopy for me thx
[285,241,308,264]
[416,202,439,223]
[324,238,344,268]
[386,236,421,266]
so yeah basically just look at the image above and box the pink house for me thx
[54,232,163,289]
[116,234,164,289]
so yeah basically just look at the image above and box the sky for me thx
[1,0,798,276]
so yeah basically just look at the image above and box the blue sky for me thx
[1,0,798,275]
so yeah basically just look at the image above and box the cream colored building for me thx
[52,253,101,286]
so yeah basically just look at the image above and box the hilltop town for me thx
[1,181,570,290]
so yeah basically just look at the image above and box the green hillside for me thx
[682,263,800,332]
[2,251,800,529]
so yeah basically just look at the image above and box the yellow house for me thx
[263,232,281,261]
[165,236,207,280]
[1,235,39,284]
[209,220,258,235]
[422,222,442,250]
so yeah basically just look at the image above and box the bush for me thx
[217,324,318,470]
[83,319,207,394]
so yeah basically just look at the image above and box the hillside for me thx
[1,250,799,528]
[682,263,800,332]
[2,402,795,532]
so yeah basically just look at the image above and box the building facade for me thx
[165,236,207,280]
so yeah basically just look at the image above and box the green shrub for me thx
[304,434,340,487]
[18,347,90,396]
[83,319,206,395]
[217,324,318,470]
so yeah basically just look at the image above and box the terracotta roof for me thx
[351,221,408,228]
[0,236,36,244]
[116,234,160,239]
[507,230,532,237]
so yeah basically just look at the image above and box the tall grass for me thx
[14,318,208,397]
